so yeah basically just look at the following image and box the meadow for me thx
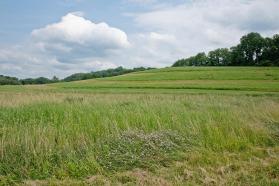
[0,67,279,185]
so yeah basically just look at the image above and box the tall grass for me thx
[1,93,279,184]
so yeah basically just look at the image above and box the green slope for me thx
[51,67,279,94]
[1,67,279,94]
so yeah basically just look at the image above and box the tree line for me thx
[0,66,153,85]
[63,66,153,82]
[173,32,279,67]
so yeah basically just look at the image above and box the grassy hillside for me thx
[0,67,279,185]
[53,67,279,94]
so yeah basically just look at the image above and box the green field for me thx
[1,67,279,185]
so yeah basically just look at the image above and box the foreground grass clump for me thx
[96,130,187,171]
[0,92,279,185]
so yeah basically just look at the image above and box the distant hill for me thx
[55,67,279,94]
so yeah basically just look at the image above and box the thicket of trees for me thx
[63,66,152,82]
[21,76,59,85]
[0,76,60,85]
[0,67,153,85]
[0,75,21,85]
[173,32,279,67]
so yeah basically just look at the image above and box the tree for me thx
[173,58,189,67]
[239,32,266,65]
[52,76,59,82]
[173,53,208,67]
[208,48,231,66]
[262,34,279,66]
[271,34,279,65]
[194,52,208,66]
[230,45,245,66]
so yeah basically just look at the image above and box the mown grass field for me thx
[1,67,279,185]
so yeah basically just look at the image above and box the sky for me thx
[1,0,279,78]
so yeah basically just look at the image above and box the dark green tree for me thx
[194,52,208,66]
[239,32,266,65]
[208,48,231,66]
[262,34,279,66]
[52,76,59,82]
[0,75,21,85]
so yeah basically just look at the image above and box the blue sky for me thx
[1,0,279,78]
[0,0,136,43]
[0,0,184,43]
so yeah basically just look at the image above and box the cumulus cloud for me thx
[32,13,130,61]
[32,13,129,49]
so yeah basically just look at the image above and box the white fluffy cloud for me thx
[32,13,129,49]
[31,13,130,63]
